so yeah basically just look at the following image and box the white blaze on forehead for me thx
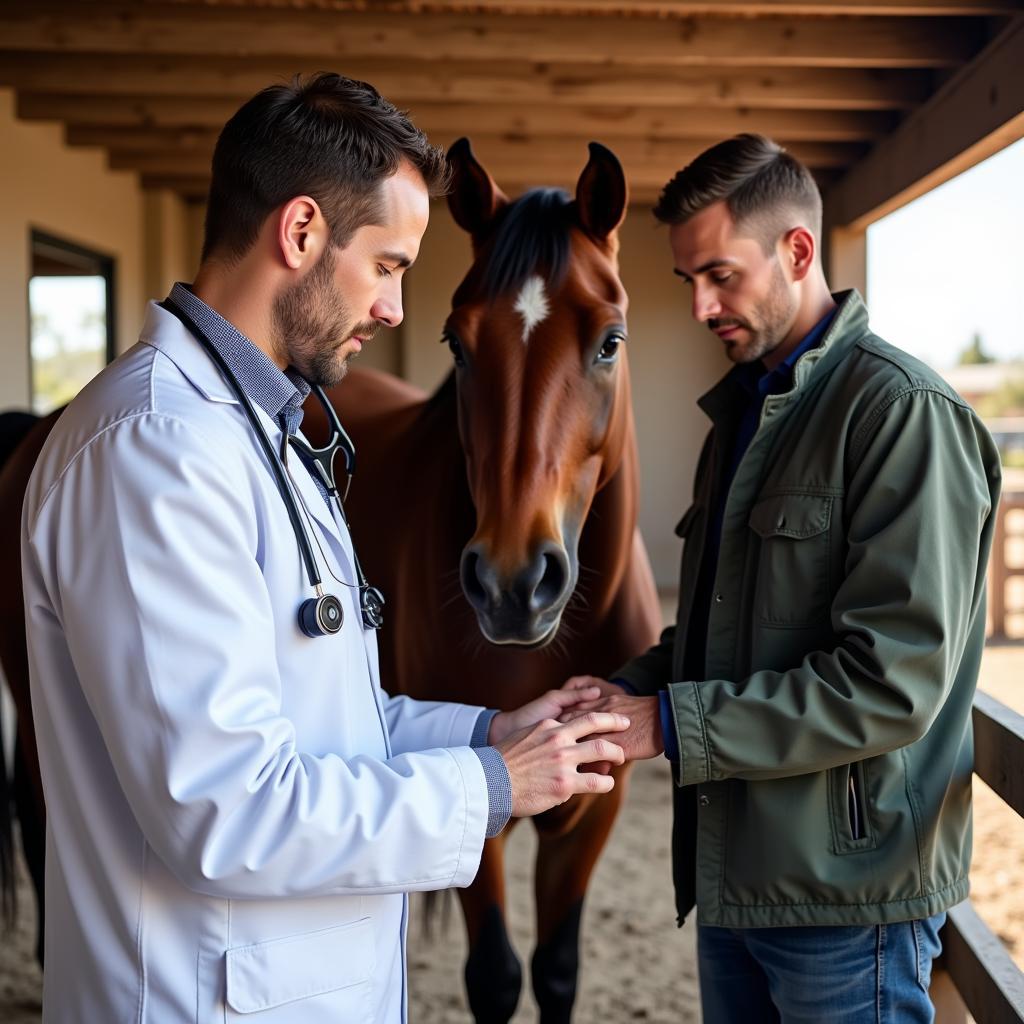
[513,275,550,344]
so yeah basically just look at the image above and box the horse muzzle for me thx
[460,539,575,646]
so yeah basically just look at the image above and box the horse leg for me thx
[13,732,45,965]
[0,698,13,927]
[458,831,523,1024]
[530,768,629,1024]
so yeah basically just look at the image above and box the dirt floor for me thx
[1,643,1020,1024]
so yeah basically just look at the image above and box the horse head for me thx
[444,138,632,648]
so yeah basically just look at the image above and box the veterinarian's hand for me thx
[489,685,605,744]
[495,712,629,818]
[558,693,664,766]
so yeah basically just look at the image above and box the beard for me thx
[709,259,798,365]
[272,245,379,387]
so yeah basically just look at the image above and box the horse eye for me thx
[596,333,624,364]
[443,332,466,368]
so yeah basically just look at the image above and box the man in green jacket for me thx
[564,134,1001,1022]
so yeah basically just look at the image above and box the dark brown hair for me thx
[654,134,822,253]
[202,73,449,262]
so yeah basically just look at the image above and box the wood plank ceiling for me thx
[0,0,1020,205]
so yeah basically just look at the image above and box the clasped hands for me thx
[485,678,665,819]
[557,676,665,773]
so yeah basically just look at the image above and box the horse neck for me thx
[576,388,642,621]
[411,371,477,555]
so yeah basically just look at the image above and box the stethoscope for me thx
[161,298,385,638]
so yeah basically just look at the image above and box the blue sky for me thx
[866,136,1024,370]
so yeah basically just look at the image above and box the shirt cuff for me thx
[470,708,499,748]
[610,677,638,695]
[658,689,680,762]
[473,746,513,838]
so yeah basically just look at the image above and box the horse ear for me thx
[575,142,628,242]
[446,137,509,240]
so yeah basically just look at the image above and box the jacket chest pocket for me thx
[748,493,833,628]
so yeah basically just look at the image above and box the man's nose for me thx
[371,285,404,328]
[692,284,721,323]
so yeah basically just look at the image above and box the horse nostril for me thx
[533,550,567,611]
[460,547,492,611]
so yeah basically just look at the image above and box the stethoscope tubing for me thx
[161,298,325,593]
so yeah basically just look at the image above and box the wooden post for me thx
[932,963,969,1024]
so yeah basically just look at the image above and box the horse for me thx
[0,138,662,1022]
[302,138,662,1022]
[0,408,56,966]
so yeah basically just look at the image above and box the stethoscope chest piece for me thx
[299,589,344,638]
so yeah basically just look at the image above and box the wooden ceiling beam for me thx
[61,106,896,148]
[136,172,676,204]
[0,7,983,68]
[108,136,866,178]
[138,167,842,205]
[826,13,1024,226]
[140,1,1018,13]
[0,56,931,110]
[17,94,242,128]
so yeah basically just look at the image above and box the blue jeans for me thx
[697,913,946,1023]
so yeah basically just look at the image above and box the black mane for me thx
[480,188,572,301]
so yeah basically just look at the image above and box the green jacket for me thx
[618,290,1001,928]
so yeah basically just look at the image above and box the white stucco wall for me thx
[0,88,147,409]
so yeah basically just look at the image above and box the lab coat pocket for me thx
[224,917,376,1021]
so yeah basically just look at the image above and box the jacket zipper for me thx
[847,764,865,840]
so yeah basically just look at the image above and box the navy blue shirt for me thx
[659,309,837,761]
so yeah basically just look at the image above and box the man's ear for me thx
[277,195,328,270]
[782,225,816,282]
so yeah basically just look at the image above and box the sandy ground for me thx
[1,638,1020,1023]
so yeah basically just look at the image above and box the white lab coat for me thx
[21,302,490,1023]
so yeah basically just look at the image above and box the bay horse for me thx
[304,139,661,1022]
[0,139,661,1022]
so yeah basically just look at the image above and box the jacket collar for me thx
[698,289,869,427]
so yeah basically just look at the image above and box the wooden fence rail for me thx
[940,692,1024,1022]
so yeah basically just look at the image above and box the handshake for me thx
[486,676,666,819]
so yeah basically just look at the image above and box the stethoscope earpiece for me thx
[359,586,386,631]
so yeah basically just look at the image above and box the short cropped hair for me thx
[653,134,822,254]
[202,73,450,263]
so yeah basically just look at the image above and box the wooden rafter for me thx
[826,12,1024,226]
[0,0,1017,208]
[57,106,896,145]
[103,132,856,208]
[105,135,866,178]
[0,55,932,110]
[139,0,1024,15]
[0,7,985,68]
